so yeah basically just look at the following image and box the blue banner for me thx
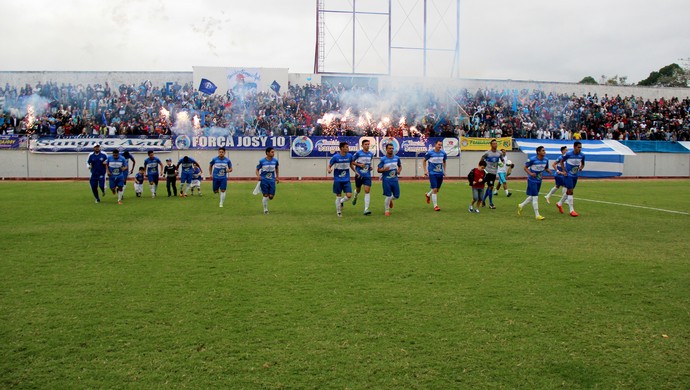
[290,136,460,158]
[30,136,172,153]
[174,135,290,151]
[0,134,21,149]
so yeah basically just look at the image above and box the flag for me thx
[199,78,217,95]
[270,80,281,94]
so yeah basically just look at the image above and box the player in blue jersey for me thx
[480,139,504,209]
[121,151,136,197]
[143,150,163,198]
[209,147,233,208]
[351,139,374,215]
[189,166,203,196]
[327,142,355,217]
[518,146,552,220]
[105,149,128,204]
[544,146,568,204]
[377,143,402,216]
[86,143,108,203]
[557,141,586,217]
[256,147,280,214]
[176,155,201,197]
[423,140,447,211]
[133,167,145,197]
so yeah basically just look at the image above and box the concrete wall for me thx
[1,151,688,179]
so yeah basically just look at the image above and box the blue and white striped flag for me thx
[514,139,636,178]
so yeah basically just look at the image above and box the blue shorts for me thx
[260,179,276,196]
[333,181,352,195]
[429,174,444,190]
[526,180,543,196]
[497,172,507,184]
[382,179,400,198]
[180,172,193,184]
[213,177,228,192]
[564,176,579,190]
[109,175,125,189]
[355,175,372,188]
[148,175,159,185]
[554,174,566,187]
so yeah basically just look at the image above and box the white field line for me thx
[510,189,689,216]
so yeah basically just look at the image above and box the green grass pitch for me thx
[1,179,689,388]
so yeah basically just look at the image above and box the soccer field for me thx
[1,179,689,388]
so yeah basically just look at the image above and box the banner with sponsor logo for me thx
[460,136,512,151]
[173,135,290,151]
[29,137,173,153]
[290,136,460,158]
[0,134,21,149]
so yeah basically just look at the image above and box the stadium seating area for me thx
[1,80,689,141]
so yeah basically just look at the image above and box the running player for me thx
[209,147,233,208]
[377,143,402,216]
[105,149,128,205]
[557,141,585,217]
[121,151,136,197]
[143,150,163,198]
[177,155,201,197]
[327,142,355,217]
[189,165,203,196]
[423,139,447,211]
[544,146,567,204]
[256,147,280,214]
[351,139,374,215]
[86,143,108,203]
[518,146,552,220]
[480,139,504,209]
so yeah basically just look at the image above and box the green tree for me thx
[638,63,688,87]
[599,74,628,86]
[578,76,597,85]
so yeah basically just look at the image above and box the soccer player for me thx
[377,143,402,216]
[189,165,203,196]
[121,151,136,197]
[468,160,486,213]
[494,149,513,197]
[163,158,178,197]
[105,149,128,205]
[133,167,145,197]
[256,147,280,214]
[423,139,447,211]
[86,143,107,203]
[557,141,586,217]
[544,146,568,204]
[327,142,355,217]
[209,146,233,208]
[480,139,504,209]
[177,155,201,197]
[143,150,163,198]
[518,146,552,220]
[351,139,374,215]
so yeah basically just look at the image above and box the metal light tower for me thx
[315,0,460,78]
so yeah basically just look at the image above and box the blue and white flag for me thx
[514,139,636,178]
[270,80,281,94]
[199,78,217,95]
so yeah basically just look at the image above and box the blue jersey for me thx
[144,156,162,177]
[192,167,203,181]
[525,156,549,182]
[329,153,353,182]
[87,151,108,176]
[378,155,401,180]
[563,151,585,177]
[134,172,145,184]
[122,152,136,174]
[352,150,374,178]
[553,155,566,176]
[106,155,128,177]
[178,157,199,174]
[210,156,232,179]
[424,149,447,176]
[257,157,279,182]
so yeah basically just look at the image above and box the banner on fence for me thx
[173,135,290,151]
[29,137,173,153]
[0,134,21,149]
[290,136,460,158]
[460,136,512,151]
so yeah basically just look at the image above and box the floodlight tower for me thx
[315,0,461,77]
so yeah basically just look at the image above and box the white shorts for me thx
[134,183,143,193]
[190,180,201,189]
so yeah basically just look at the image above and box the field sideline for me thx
[1,179,689,388]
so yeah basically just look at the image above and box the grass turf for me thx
[1,179,689,388]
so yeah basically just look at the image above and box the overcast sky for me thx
[2,0,688,84]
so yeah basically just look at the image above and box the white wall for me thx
[1,151,688,179]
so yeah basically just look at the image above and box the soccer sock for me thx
[117,190,123,202]
[335,197,341,210]
[567,195,575,212]
[520,196,532,208]
[384,196,393,211]
[340,196,351,205]
[546,186,558,198]
[505,188,509,195]
[220,192,226,205]
[150,186,155,196]
[557,191,568,206]
[431,193,438,206]
[262,196,269,210]
[532,196,539,215]
[364,193,370,210]
[353,190,359,199]
[426,190,432,196]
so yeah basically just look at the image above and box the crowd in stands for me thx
[1,79,689,142]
